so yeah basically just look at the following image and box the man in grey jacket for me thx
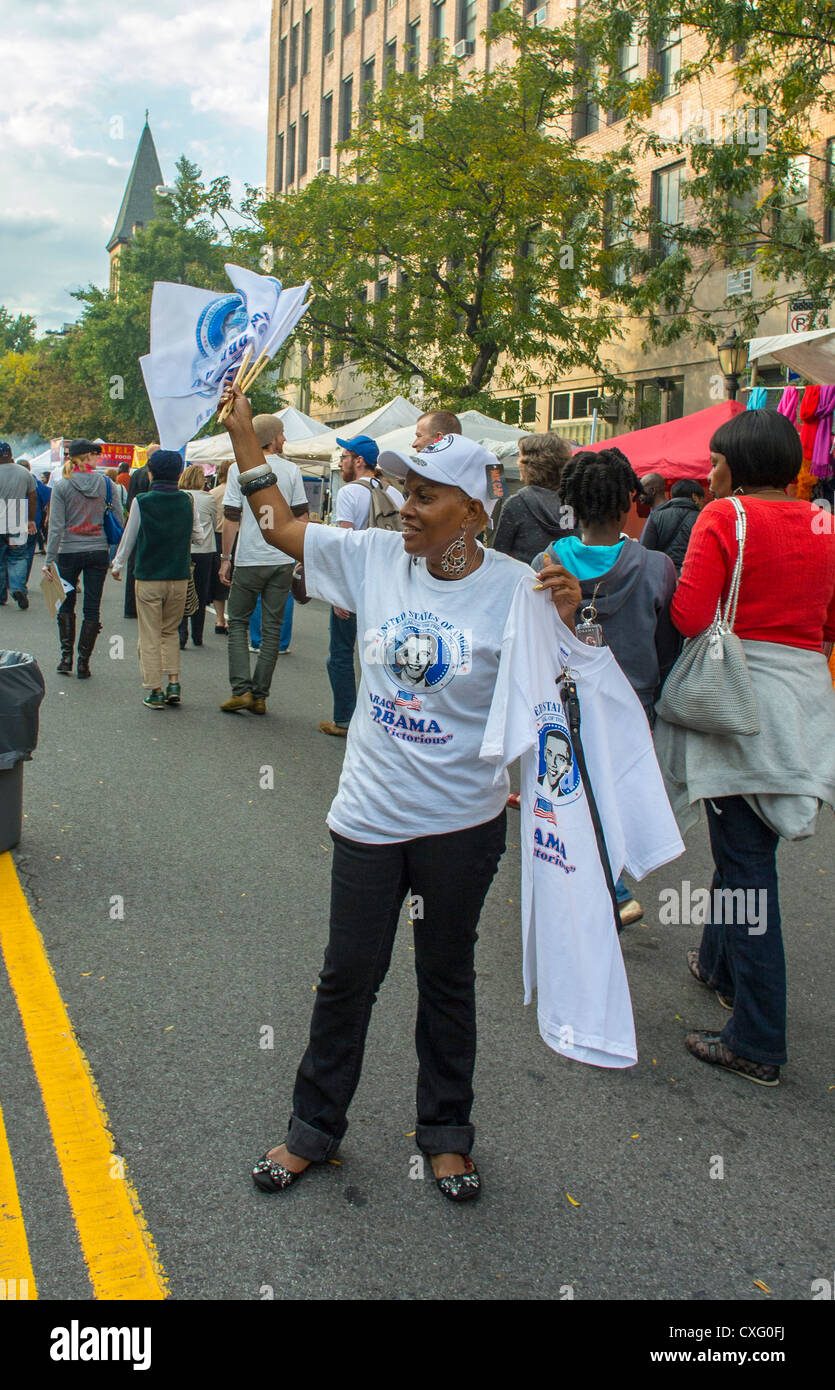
[0,440,37,608]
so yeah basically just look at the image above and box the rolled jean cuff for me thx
[416,1122,475,1157]
[720,1025,786,1068]
[284,1114,341,1163]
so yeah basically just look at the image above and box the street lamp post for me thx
[717,329,748,402]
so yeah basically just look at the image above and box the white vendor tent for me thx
[747,327,835,384]
[282,394,421,460]
[374,409,533,471]
[185,404,328,465]
[28,446,54,478]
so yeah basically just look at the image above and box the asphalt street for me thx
[1,574,833,1302]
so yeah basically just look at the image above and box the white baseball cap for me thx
[377,434,500,519]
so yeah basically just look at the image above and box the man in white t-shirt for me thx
[219,414,308,715]
[318,433,403,736]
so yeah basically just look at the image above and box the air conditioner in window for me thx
[531,5,548,25]
[316,156,331,173]
[388,0,397,7]
[453,39,475,57]
[726,268,753,296]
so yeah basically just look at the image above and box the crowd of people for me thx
[2,393,834,1203]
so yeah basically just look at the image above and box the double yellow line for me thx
[0,854,168,1300]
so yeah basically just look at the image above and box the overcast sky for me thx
[0,0,270,332]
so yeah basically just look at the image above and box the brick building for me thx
[266,1,835,434]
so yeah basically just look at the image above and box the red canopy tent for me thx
[581,400,745,482]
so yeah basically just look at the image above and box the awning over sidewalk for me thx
[747,327,835,384]
[581,400,745,482]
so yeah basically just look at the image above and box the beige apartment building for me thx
[266,1,835,436]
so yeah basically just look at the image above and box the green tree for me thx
[545,0,835,348]
[0,307,37,356]
[242,49,640,409]
[0,156,278,441]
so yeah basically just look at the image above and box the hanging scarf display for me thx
[811,385,835,480]
[746,386,768,410]
[776,385,799,421]
[795,386,821,501]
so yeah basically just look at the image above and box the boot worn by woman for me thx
[56,613,75,674]
[76,619,101,679]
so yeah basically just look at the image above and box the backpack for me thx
[355,477,403,532]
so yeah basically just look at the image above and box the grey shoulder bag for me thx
[655,497,760,735]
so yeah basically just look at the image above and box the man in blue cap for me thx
[318,434,403,736]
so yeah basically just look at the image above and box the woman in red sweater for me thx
[659,408,835,1085]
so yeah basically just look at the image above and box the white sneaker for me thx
[249,643,261,654]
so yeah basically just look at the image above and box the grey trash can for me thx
[0,650,45,852]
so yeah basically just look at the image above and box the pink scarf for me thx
[811,385,835,479]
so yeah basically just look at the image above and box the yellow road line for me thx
[0,854,168,1300]
[0,1099,37,1299]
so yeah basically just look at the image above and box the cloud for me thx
[1,0,271,328]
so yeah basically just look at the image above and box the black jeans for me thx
[697,795,785,1066]
[178,552,215,644]
[56,549,109,622]
[284,810,507,1161]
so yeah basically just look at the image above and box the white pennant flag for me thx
[140,264,309,450]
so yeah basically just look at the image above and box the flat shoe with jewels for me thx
[434,1155,481,1203]
[251,1153,306,1193]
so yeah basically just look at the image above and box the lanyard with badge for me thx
[558,662,622,935]
[573,581,606,648]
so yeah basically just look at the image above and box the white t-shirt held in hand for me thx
[481,580,684,1068]
[303,525,531,843]
[225,453,307,566]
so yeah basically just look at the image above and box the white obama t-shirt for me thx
[225,453,307,566]
[335,477,403,530]
[481,580,684,1068]
[302,525,530,843]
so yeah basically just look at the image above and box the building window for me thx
[431,1,447,60]
[460,0,478,41]
[363,0,377,15]
[406,18,420,73]
[340,75,353,140]
[360,57,375,116]
[826,140,835,244]
[636,377,684,427]
[651,161,685,258]
[320,92,333,154]
[603,194,633,287]
[573,53,600,136]
[779,153,810,214]
[275,132,285,192]
[278,34,287,98]
[491,0,513,11]
[549,389,599,424]
[290,23,299,86]
[384,38,397,85]
[375,277,389,302]
[298,112,309,177]
[498,395,537,426]
[344,0,356,34]
[302,9,312,73]
[324,0,336,55]
[609,33,639,121]
[286,123,296,186]
[654,24,681,100]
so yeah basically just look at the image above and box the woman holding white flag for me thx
[221,381,582,1202]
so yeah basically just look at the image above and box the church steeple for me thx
[107,117,164,295]
[107,117,164,253]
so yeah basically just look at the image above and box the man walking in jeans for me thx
[318,434,403,737]
[0,441,37,608]
[219,414,308,715]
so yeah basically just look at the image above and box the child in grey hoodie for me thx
[532,448,680,925]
